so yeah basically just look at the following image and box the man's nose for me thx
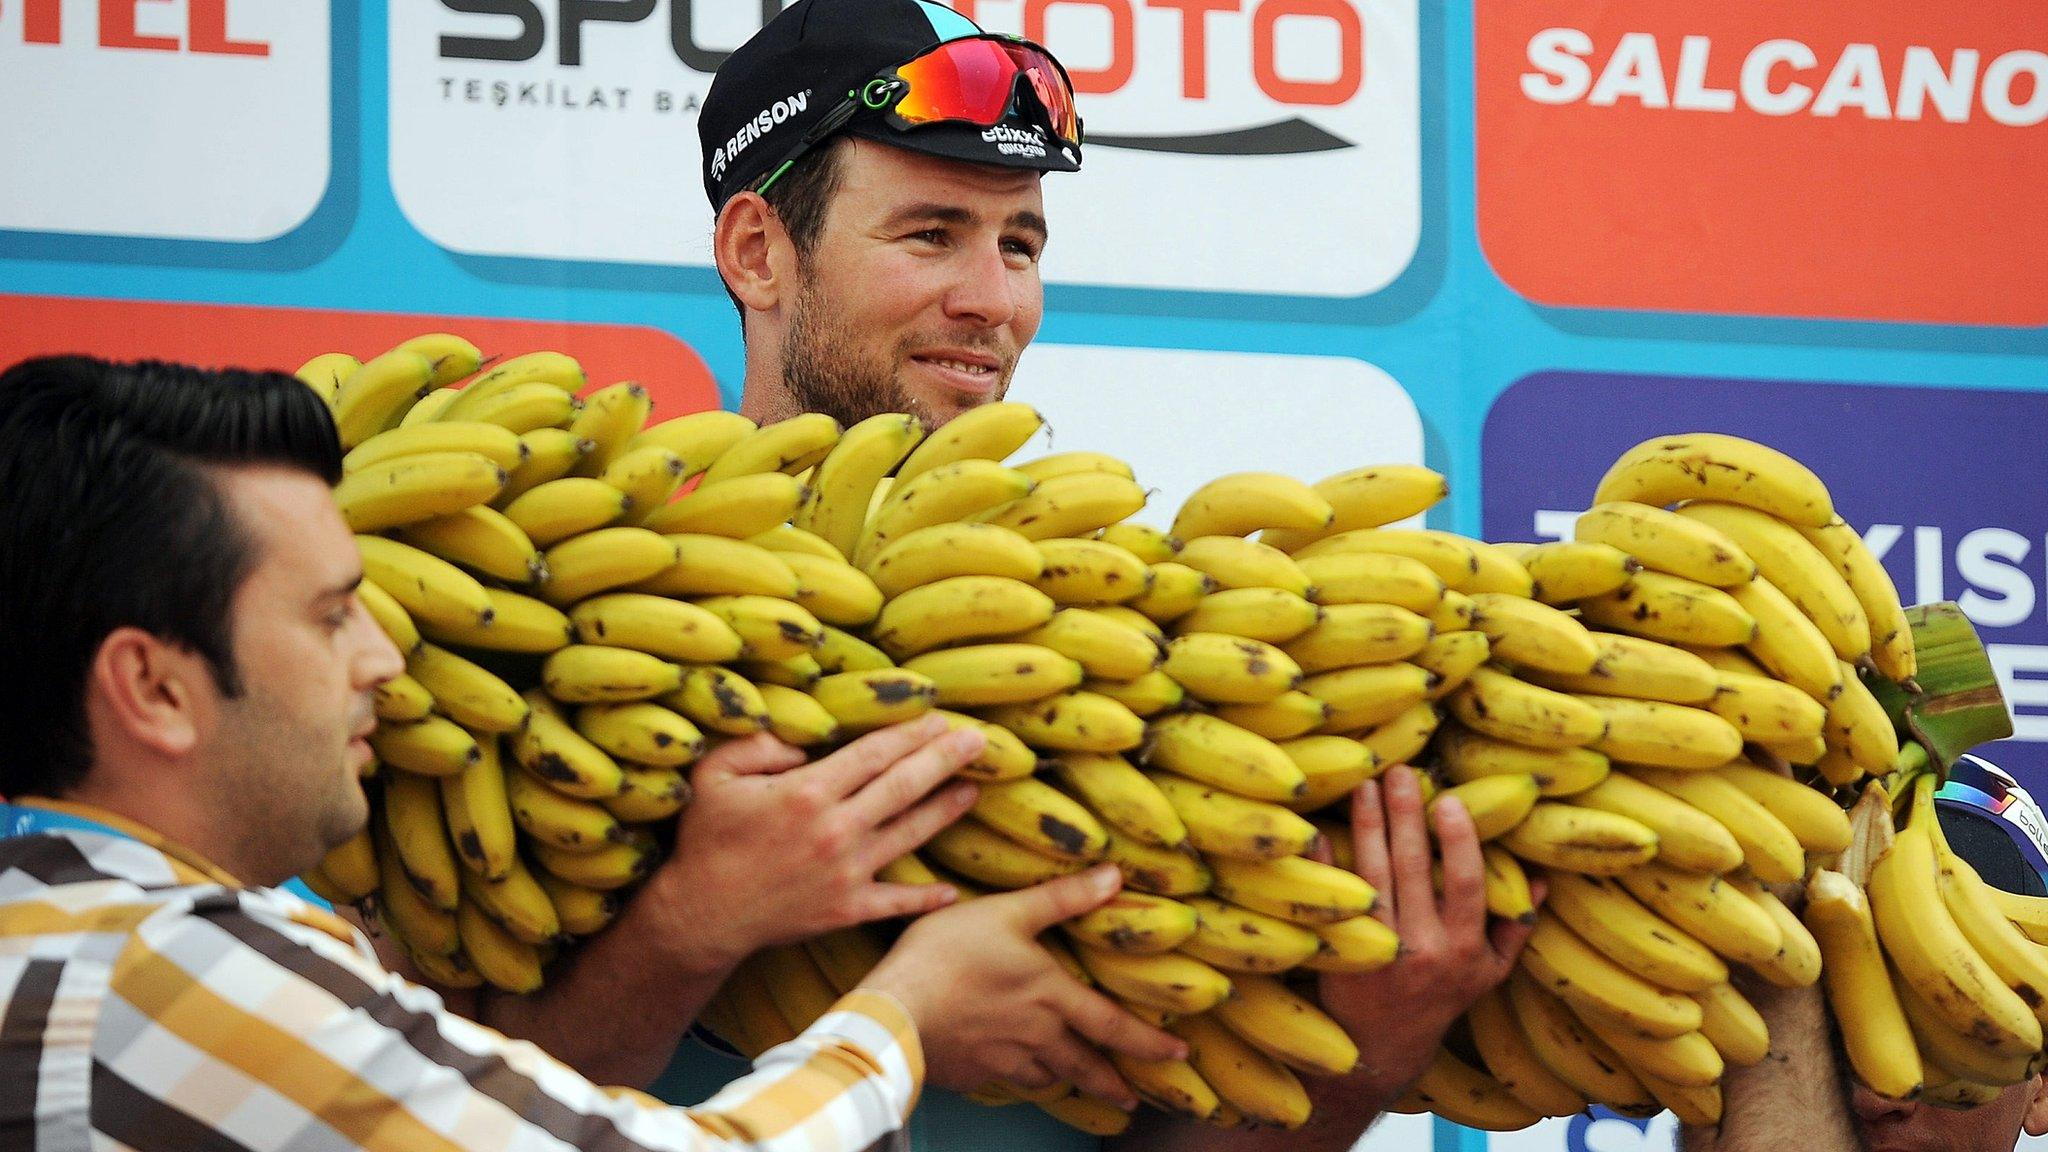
[943,241,1019,327]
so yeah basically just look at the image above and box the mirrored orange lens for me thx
[890,38,1078,143]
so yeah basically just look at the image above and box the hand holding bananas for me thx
[863,864,1187,1102]
[648,717,984,974]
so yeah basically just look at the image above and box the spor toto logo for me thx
[395,0,1418,295]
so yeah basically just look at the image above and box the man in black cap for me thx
[1685,753,2048,1152]
[673,3,1539,1149]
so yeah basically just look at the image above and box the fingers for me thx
[1381,767,1441,942]
[990,864,1123,934]
[859,782,979,875]
[695,732,806,780]
[1061,984,1186,1064]
[1432,793,1488,942]
[843,726,985,827]
[1351,778,1396,927]
[1035,1036,1138,1112]
[1486,910,1539,978]
[854,880,960,923]
[810,714,953,799]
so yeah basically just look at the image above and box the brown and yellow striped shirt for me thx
[0,799,924,1152]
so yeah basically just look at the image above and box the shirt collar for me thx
[11,796,246,889]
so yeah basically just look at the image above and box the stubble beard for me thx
[778,271,1013,429]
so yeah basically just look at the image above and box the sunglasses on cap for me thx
[1935,754,2048,895]
[753,34,1081,196]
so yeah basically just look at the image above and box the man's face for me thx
[1851,1077,2048,1151]
[780,138,1047,429]
[202,467,401,882]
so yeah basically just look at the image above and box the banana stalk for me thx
[1865,603,2011,772]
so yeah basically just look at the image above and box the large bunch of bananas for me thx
[297,337,2026,1134]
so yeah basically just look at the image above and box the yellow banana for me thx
[599,444,686,517]
[1827,661,1901,775]
[506,766,628,852]
[443,352,583,416]
[1014,608,1163,681]
[383,771,462,910]
[500,476,630,548]
[510,691,625,797]
[1275,736,1379,812]
[344,421,526,476]
[663,666,770,735]
[892,401,1044,483]
[1177,536,1315,598]
[1304,911,1401,974]
[542,645,683,704]
[981,690,1144,753]
[356,578,422,656]
[1261,464,1447,553]
[871,575,1056,659]
[1294,528,1484,590]
[1213,692,1330,741]
[1432,774,1541,841]
[1035,1093,1134,1136]
[412,587,565,654]
[1294,551,1443,612]
[1677,500,1870,662]
[750,524,841,559]
[1799,516,1915,682]
[1301,662,1436,733]
[628,534,800,599]
[1575,501,1757,587]
[1097,522,1181,563]
[538,871,621,936]
[1448,666,1607,749]
[1464,543,1536,597]
[1518,540,1641,606]
[1805,868,1923,1099]
[573,701,703,768]
[1570,772,1743,874]
[1466,593,1601,675]
[1150,773,1318,861]
[1569,1008,1723,1089]
[1174,1011,1312,1129]
[1173,588,1322,645]
[1438,727,1610,798]
[1213,973,1360,1077]
[974,471,1150,542]
[1483,845,1538,921]
[1017,450,1134,483]
[1046,753,1188,848]
[1505,970,1656,1112]
[494,428,593,506]
[640,471,809,538]
[1163,634,1302,705]
[296,351,359,404]
[1732,575,1845,701]
[807,669,935,734]
[778,551,884,627]
[1140,712,1306,801]
[1529,633,1719,705]
[1521,915,1703,1039]
[792,411,923,557]
[1618,863,1784,967]
[1544,872,1727,992]
[1033,537,1152,606]
[925,820,1088,889]
[531,831,658,890]
[370,714,481,778]
[1356,701,1442,764]
[407,643,528,733]
[1576,694,1745,770]
[696,411,839,486]
[331,349,437,448]
[857,460,1038,565]
[396,505,545,586]
[901,643,1082,707]
[538,526,678,607]
[1281,603,1431,673]
[803,925,888,995]
[1579,571,1759,648]
[971,776,1110,862]
[569,593,744,664]
[1111,1054,1222,1122]
[1893,963,2038,1087]
[628,409,756,477]
[1728,876,1825,988]
[463,856,561,945]
[1177,895,1321,973]
[452,380,579,436]
[358,535,494,632]
[317,825,381,901]
[1172,472,1333,540]
[1718,762,1853,853]
[691,594,824,661]
[1630,767,1805,883]
[1208,856,1375,925]
[1594,433,1835,528]
[865,521,1044,599]
[1691,980,1770,1068]
[1706,670,1829,744]
[1102,828,1212,896]
[1467,985,1589,1117]
[813,624,893,676]
[929,710,1037,781]
[1129,562,1216,623]
[372,820,459,955]
[1085,671,1187,718]
[747,682,839,747]
[374,674,434,723]
[1061,892,1200,955]
[602,762,692,822]
[1403,1048,1543,1132]
[1498,802,1658,875]
[1931,808,2048,1031]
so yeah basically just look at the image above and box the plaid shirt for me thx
[0,799,924,1152]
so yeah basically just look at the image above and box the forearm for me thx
[1109,1073,1387,1152]
[479,888,739,1089]
[1686,976,1858,1152]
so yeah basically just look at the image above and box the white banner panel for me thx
[391,1,1417,295]
[1008,343,1423,515]
[0,0,330,242]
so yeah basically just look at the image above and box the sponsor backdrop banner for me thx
[3,1,2046,1148]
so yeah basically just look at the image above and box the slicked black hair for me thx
[0,356,343,798]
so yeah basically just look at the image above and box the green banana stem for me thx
[1863,602,2012,776]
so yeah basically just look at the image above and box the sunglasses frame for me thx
[747,33,1080,199]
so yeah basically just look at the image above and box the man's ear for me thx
[2023,1075,2048,1136]
[89,627,204,760]
[714,193,792,315]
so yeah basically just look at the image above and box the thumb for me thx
[999,864,1124,933]
[694,732,806,781]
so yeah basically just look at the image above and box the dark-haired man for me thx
[660,2,1539,1149]
[0,353,1184,1150]
[1685,754,2048,1152]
